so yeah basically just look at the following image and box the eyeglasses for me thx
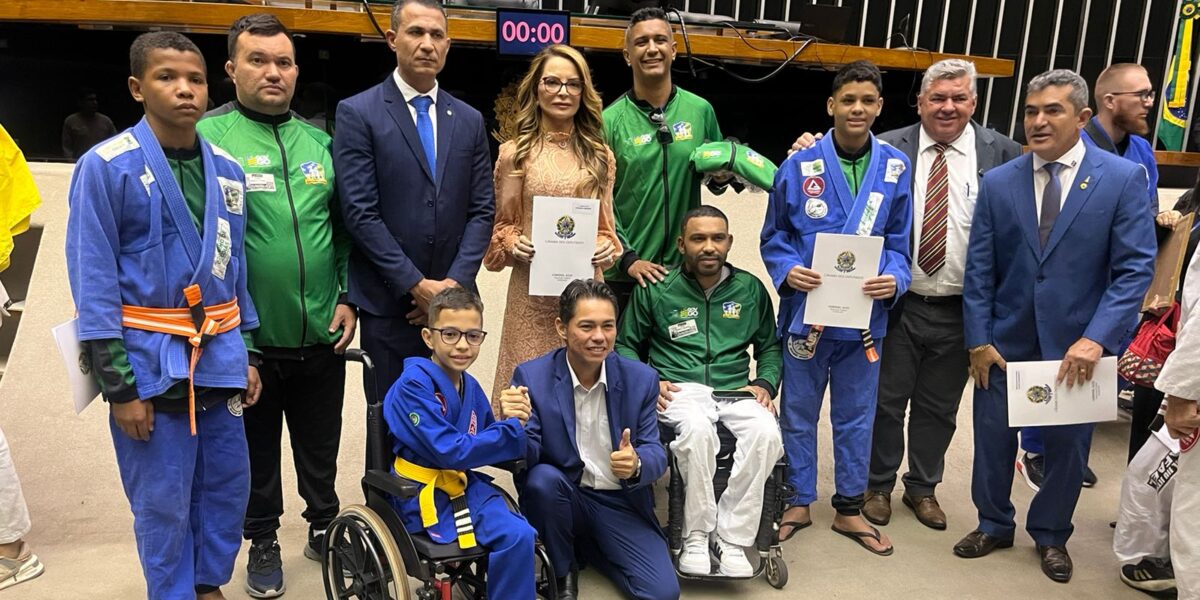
[541,77,584,96]
[427,327,488,346]
[1109,89,1156,102]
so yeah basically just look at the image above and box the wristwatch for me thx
[634,457,642,479]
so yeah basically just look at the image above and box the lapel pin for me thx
[1080,175,1090,190]
[446,109,453,116]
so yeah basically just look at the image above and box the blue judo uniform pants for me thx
[973,368,1093,546]
[521,464,679,600]
[110,400,249,600]
[781,338,880,514]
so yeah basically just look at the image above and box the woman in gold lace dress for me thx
[484,45,621,406]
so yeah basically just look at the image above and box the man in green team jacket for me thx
[603,7,731,310]
[616,205,783,578]
[197,14,355,599]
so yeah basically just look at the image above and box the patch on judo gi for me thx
[218,177,244,215]
[95,133,139,162]
[434,392,448,416]
[787,333,816,360]
[213,218,232,280]
[721,301,741,319]
[300,161,327,185]
[805,198,828,219]
[672,121,693,141]
[834,251,857,273]
[800,159,825,176]
[1182,429,1197,454]
[140,166,155,197]
[409,412,421,426]
[468,411,478,435]
[803,176,825,197]
[884,158,906,183]
[1025,384,1052,404]
[855,193,884,235]
[228,396,244,417]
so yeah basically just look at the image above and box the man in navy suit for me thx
[504,280,677,600]
[334,0,494,401]
[955,69,1156,583]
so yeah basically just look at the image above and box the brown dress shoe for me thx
[902,494,947,530]
[953,531,1013,558]
[1038,545,1073,583]
[862,491,891,526]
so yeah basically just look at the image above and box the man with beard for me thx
[616,205,782,578]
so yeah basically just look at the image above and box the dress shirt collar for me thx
[919,122,974,157]
[1032,138,1085,172]
[568,357,608,394]
[393,69,439,107]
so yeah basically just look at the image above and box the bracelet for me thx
[968,344,993,354]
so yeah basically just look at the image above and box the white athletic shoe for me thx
[0,542,45,591]
[678,531,712,575]
[711,535,753,578]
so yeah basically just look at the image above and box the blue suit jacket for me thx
[963,145,1156,360]
[511,348,667,530]
[333,77,495,315]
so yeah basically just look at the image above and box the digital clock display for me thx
[496,8,571,57]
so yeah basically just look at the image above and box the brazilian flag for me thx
[1160,1,1200,150]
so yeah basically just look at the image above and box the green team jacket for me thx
[198,102,350,349]
[603,87,722,282]
[615,264,782,396]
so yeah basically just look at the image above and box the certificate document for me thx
[52,318,101,414]
[803,233,884,329]
[1006,356,1118,427]
[529,196,600,297]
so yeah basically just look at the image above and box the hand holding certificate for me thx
[529,196,599,297]
[803,233,884,330]
[1007,356,1118,426]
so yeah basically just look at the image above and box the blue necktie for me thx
[1039,162,1062,248]
[411,95,436,175]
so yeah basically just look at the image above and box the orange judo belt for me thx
[121,284,241,435]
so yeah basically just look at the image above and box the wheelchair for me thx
[659,419,791,589]
[321,349,558,599]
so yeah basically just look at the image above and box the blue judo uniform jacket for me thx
[1082,117,1159,217]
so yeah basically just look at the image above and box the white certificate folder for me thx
[803,233,883,330]
[529,196,599,297]
[1006,357,1119,427]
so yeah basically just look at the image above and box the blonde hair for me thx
[510,45,609,197]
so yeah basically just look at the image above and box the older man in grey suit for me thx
[863,60,1022,530]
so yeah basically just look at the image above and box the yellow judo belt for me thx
[393,457,477,549]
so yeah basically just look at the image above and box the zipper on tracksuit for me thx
[690,273,734,387]
[271,124,310,349]
[660,138,671,265]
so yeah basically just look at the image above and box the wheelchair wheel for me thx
[764,549,788,589]
[323,504,411,600]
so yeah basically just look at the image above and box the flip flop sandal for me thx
[831,524,894,556]
[776,510,813,543]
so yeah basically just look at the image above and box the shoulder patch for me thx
[95,132,139,162]
[800,159,825,176]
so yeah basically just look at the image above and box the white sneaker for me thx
[711,535,753,577]
[678,531,712,575]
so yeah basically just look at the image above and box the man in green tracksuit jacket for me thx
[604,7,729,310]
[615,205,782,578]
[196,14,355,598]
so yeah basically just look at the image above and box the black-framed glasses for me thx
[541,77,584,96]
[427,327,488,346]
[1109,89,1156,102]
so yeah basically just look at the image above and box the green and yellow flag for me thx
[1160,1,1200,151]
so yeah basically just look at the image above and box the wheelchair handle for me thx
[343,348,380,406]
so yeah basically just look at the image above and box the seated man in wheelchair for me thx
[383,287,537,598]
[616,205,784,578]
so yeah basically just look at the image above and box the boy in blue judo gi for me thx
[66,32,261,599]
[383,287,536,599]
[760,60,912,556]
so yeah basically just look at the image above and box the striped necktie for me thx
[917,143,950,275]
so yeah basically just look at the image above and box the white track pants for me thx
[659,383,783,546]
[0,425,31,544]
[1173,446,1200,599]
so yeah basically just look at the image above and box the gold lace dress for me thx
[484,135,620,409]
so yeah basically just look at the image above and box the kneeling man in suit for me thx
[503,279,677,600]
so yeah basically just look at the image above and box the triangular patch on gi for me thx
[803,176,825,197]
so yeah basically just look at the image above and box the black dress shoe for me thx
[953,530,1014,558]
[1038,545,1073,583]
[555,569,579,600]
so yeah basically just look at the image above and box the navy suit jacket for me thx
[511,348,667,530]
[963,145,1156,361]
[333,76,494,316]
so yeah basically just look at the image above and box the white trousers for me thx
[659,383,783,546]
[1173,446,1200,599]
[0,425,31,544]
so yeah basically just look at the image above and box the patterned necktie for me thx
[411,95,436,175]
[1039,162,1063,248]
[917,143,950,275]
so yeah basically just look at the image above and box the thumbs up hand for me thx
[610,428,640,480]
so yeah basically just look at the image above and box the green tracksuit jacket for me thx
[198,102,350,350]
[603,86,722,281]
[616,264,782,396]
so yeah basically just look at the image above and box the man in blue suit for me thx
[955,69,1156,583]
[505,280,676,600]
[334,0,494,401]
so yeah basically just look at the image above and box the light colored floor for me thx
[0,163,1165,599]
